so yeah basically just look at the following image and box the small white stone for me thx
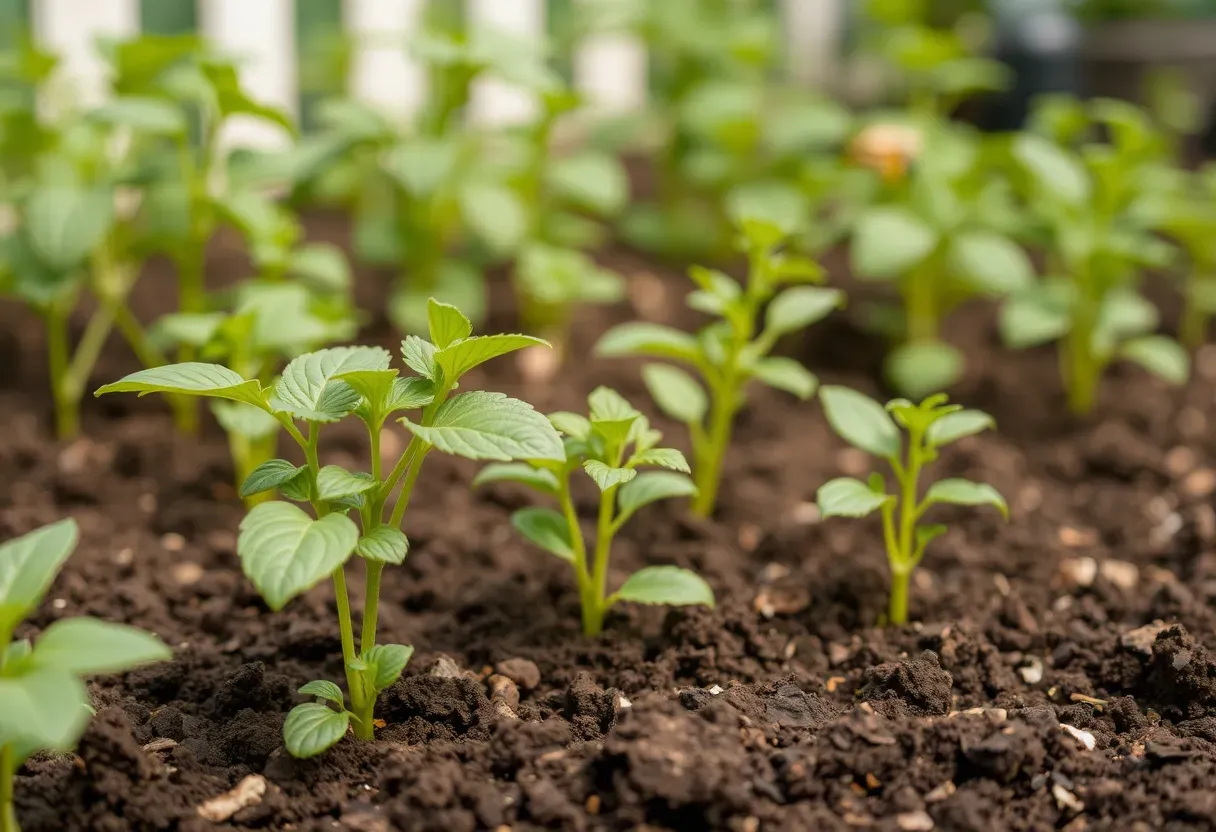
[897,810,934,831]
[1099,560,1138,590]
[708,684,724,695]
[161,533,186,553]
[788,502,820,525]
[1061,724,1096,751]
[1052,783,1084,813]
[51,598,67,610]
[1058,557,1097,588]
[617,694,632,710]
[114,548,134,566]
[1019,657,1044,685]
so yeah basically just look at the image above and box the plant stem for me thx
[0,746,17,832]
[888,567,911,627]
[1181,273,1210,350]
[905,260,938,344]
[45,302,77,440]
[584,486,618,637]
[558,480,593,634]
[888,429,923,626]
[691,387,735,518]
[388,447,429,529]
[360,560,383,655]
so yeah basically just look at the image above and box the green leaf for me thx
[403,392,565,462]
[364,644,414,691]
[764,286,844,337]
[1013,133,1090,205]
[386,377,437,413]
[948,230,1034,295]
[283,702,349,759]
[642,364,708,424]
[925,410,994,447]
[924,478,1008,518]
[916,524,948,552]
[1000,292,1072,349]
[511,507,575,562]
[298,680,344,705]
[29,617,169,676]
[1120,336,1189,385]
[384,137,458,196]
[549,412,592,439]
[595,323,702,365]
[851,207,938,280]
[459,181,527,254]
[316,466,376,503]
[402,336,438,379]
[819,386,900,458]
[584,461,637,491]
[96,363,266,409]
[149,313,226,350]
[547,151,628,215]
[726,181,808,235]
[588,387,639,423]
[25,186,114,272]
[750,357,818,399]
[214,401,281,441]
[0,519,78,633]
[884,341,964,400]
[237,502,360,611]
[817,477,893,518]
[356,527,409,565]
[610,566,714,609]
[289,243,350,293]
[617,472,698,524]
[241,460,307,498]
[273,346,392,422]
[0,667,90,761]
[435,334,549,382]
[88,96,187,135]
[630,448,691,473]
[1096,289,1158,343]
[427,299,473,349]
[473,463,560,495]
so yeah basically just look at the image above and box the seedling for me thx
[97,300,563,758]
[596,216,842,517]
[1157,164,1216,349]
[475,387,714,636]
[816,387,1007,625]
[513,244,623,359]
[0,519,170,832]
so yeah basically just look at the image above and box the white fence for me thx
[14,0,846,149]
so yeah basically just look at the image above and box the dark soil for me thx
[4,214,1216,831]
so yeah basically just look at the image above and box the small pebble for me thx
[487,675,520,711]
[585,794,601,815]
[1122,620,1168,657]
[1099,560,1138,590]
[788,502,820,525]
[1184,468,1216,498]
[897,810,935,831]
[495,658,541,691]
[1052,783,1084,813]
[1058,527,1098,549]
[1058,557,1097,588]
[1019,657,1044,685]
[197,774,267,822]
[1166,446,1198,477]
[708,684,724,695]
[114,548,134,566]
[161,533,186,553]
[925,781,956,803]
[173,562,204,586]
[431,656,465,678]
[51,598,66,610]
[1061,724,1096,751]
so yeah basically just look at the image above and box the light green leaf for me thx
[237,502,360,611]
[316,466,376,503]
[273,346,392,422]
[642,364,707,424]
[356,527,409,565]
[435,334,549,382]
[1000,291,1072,349]
[1120,336,1189,385]
[459,181,527,254]
[750,357,819,399]
[283,702,349,759]
[1013,133,1090,205]
[289,243,350,293]
[851,207,938,280]
[0,519,78,633]
[386,377,437,413]
[1097,289,1158,342]
[0,667,90,761]
[549,411,592,439]
[924,478,1008,518]
[511,507,575,562]
[364,643,413,691]
[948,230,1034,295]
[88,96,187,135]
[148,313,226,350]
[588,387,639,423]
[403,392,565,462]
[630,448,691,473]
[29,617,169,676]
[925,410,994,447]
[298,680,344,705]
[213,401,281,441]
[884,341,964,400]
[547,151,628,215]
[402,336,438,379]
[584,460,638,491]
[765,286,844,337]
[610,565,714,608]
[916,524,948,552]
[384,137,458,196]
[427,299,472,349]
[473,463,560,495]
[617,472,698,524]
[817,477,893,518]
[240,460,307,498]
[25,186,114,272]
[819,386,900,458]
[595,323,702,364]
[95,363,267,409]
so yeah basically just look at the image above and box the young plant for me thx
[513,244,623,360]
[816,387,1007,626]
[0,519,170,832]
[97,300,563,758]
[475,387,714,636]
[1156,164,1216,349]
[596,216,842,517]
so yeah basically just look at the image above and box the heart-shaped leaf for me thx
[283,702,349,759]
[356,527,409,565]
[237,502,360,611]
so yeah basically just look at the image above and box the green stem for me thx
[888,431,922,626]
[1063,313,1098,416]
[388,447,429,529]
[0,746,17,832]
[360,560,383,655]
[584,486,618,637]
[333,564,371,740]
[888,567,911,627]
[691,388,735,518]
[45,302,77,440]
[559,480,594,634]
[1181,273,1210,350]
[905,260,938,344]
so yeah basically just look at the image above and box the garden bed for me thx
[3,216,1216,831]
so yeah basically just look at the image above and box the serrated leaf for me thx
[1120,336,1189,385]
[299,680,344,705]
[595,323,702,364]
[273,347,392,422]
[473,463,560,495]
[403,392,565,461]
[764,286,844,336]
[0,519,78,633]
[283,702,349,759]
[435,334,549,382]
[549,412,592,439]
[884,341,964,400]
[750,357,818,399]
[241,460,307,498]
[0,667,90,762]
[25,186,114,272]
[641,364,708,424]
[631,448,691,473]
[948,230,1033,295]
[583,461,637,491]
[364,644,413,691]
[925,410,994,447]
[610,566,714,608]
[29,617,170,676]
[819,386,900,458]
[95,363,267,409]
[427,299,472,349]
[923,478,1008,518]
[356,527,409,565]
[316,466,376,503]
[817,477,894,518]
[237,502,360,611]
[402,336,438,379]
[511,507,575,562]
[617,472,698,524]
[851,207,938,280]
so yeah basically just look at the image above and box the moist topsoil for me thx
[3,216,1216,832]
